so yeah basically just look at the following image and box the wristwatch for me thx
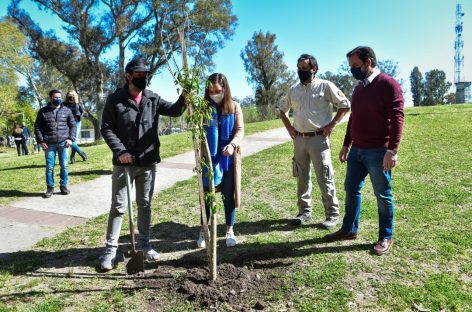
[386,149,397,156]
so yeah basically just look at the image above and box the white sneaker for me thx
[99,247,117,271]
[144,248,160,261]
[226,232,237,247]
[142,244,160,261]
[197,229,209,248]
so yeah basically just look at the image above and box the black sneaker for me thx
[79,151,88,161]
[43,187,54,198]
[292,213,312,225]
[60,185,70,195]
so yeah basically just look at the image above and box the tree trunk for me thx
[83,110,100,141]
[118,37,125,85]
[200,138,217,280]
[25,70,43,108]
[209,211,217,280]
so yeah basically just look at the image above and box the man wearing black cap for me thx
[99,58,186,271]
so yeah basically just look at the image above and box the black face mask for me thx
[131,77,148,90]
[297,70,313,83]
[67,96,74,102]
[350,66,367,80]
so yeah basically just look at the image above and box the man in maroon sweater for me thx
[324,46,404,256]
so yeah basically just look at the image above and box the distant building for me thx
[79,128,95,143]
[455,82,471,103]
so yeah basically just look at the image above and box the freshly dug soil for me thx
[141,263,283,310]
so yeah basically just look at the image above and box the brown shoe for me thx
[324,229,357,242]
[372,239,393,256]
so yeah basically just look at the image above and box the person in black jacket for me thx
[12,124,27,156]
[64,90,87,163]
[35,89,76,198]
[99,58,186,271]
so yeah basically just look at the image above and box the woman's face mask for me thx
[209,92,224,104]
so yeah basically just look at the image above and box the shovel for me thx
[123,166,145,275]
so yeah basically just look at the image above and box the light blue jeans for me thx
[45,141,69,187]
[71,121,82,155]
[341,147,394,240]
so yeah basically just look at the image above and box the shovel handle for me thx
[124,167,137,253]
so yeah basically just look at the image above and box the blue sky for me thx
[1,0,471,106]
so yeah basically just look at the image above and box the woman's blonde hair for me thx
[66,90,79,104]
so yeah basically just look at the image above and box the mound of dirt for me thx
[144,263,282,310]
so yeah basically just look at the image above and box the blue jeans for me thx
[71,121,82,155]
[45,142,69,187]
[202,166,236,226]
[341,147,394,240]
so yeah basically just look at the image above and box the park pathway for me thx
[0,127,293,256]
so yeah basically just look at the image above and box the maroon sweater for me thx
[343,73,404,150]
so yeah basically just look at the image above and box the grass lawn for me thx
[0,105,471,311]
[0,118,283,206]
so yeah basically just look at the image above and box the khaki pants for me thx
[293,135,339,218]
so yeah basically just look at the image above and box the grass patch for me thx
[0,105,471,310]
[0,118,284,206]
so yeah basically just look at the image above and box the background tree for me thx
[0,19,31,133]
[240,30,295,120]
[8,0,237,138]
[410,66,423,106]
[445,92,456,104]
[131,0,237,74]
[318,66,356,101]
[422,69,452,105]
[102,0,153,85]
[8,0,116,139]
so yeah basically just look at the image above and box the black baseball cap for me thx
[125,58,151,73]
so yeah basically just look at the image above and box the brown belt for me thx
[295,130,324,137]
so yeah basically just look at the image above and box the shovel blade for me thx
[123,250,145,275]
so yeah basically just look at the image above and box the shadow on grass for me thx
[68,169,112,176]
[0,219,371,298]
[0,164,44,171]
[0,189,43,197]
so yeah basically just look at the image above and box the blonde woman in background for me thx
[64,90,87,163]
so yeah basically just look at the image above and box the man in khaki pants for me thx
[280,54,350,229]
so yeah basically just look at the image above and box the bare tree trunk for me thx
[118,37,125,85]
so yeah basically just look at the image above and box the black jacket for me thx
[101,86,186,166]
[34,104,77,144]
[64,102,84,122]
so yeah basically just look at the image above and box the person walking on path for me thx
[324,46,404,256]
[34,89,76,198]
[196,73,244,249]
[280,54,350,229]
[64,90,87,163]
[12,124,28,156]
[99,58,187,271]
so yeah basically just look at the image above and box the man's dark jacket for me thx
[34,104,77,144]
[101,86,186,166]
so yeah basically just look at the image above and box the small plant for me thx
[161,25,218,280]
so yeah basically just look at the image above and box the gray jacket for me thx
[101,86,186,166]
